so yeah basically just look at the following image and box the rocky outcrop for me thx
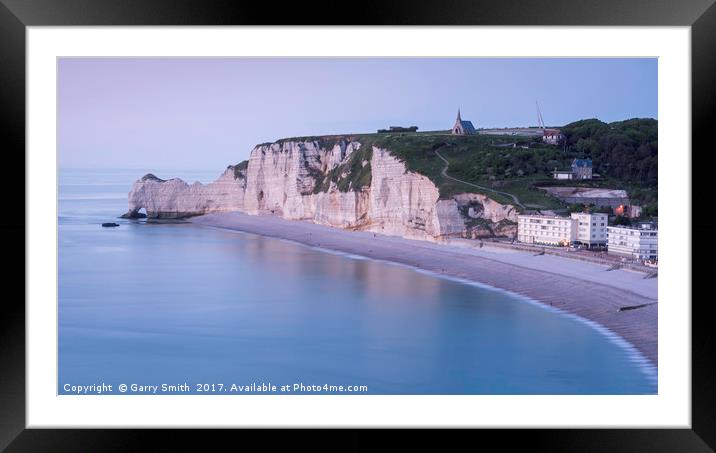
[122,165,247,219]
[124,139,518,240]
[450,193,518,239]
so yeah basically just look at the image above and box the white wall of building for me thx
[607,225,658,261]
[552,172,573,180]
[517,215,577,246]
[571,212,608,246]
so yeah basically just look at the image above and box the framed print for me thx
[2,0,714,450]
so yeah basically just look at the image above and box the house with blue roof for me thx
[451,109,477,135]
[571,158,593,179]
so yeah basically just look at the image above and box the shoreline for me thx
[190,212,658,368]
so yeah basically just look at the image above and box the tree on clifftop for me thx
[561,118,657,187]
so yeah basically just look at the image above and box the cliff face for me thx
[241,140,364,221]
[124,139,517,240]
[122,165,246,219]
[369,148,455,240]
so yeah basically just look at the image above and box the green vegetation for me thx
[464,176,565,209]
[355,119,657,212]
[561,118,657,214]
[271,135,350,149]
[463,216,493,230]
[232,160,249,179]
[612,215,632,226]
[141,173,166,182]
[259,118,657,213]
[349,132,566,209]
[311,144,373,194]
[561,118,657,186]
[377,126,418,133]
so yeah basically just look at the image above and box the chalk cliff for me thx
[123,139,517,240]
[122,165,247,219]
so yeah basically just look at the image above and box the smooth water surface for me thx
[58,169,656,394]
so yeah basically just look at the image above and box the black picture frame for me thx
[1,0,713,450]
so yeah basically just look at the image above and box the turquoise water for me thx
[58,169,656,394]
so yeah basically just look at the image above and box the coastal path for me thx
[434,147,526,210]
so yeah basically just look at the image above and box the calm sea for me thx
[58,169,656,395]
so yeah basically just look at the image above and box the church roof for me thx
[453,109,477,134]
[459,120,476,133]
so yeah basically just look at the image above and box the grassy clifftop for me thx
[352,132,566,209]
[255,118,658,213]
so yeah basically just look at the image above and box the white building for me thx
[571,212,608,248]
[552,170,574,180]
[517,214,577,246]
[607,223,658,262]
[542,128,564,145]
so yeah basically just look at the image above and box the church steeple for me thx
[451,108,476,135]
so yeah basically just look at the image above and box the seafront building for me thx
[570,212,608,248]
[517,214,577,246]
[606,223,658,262]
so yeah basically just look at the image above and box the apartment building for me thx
[607,223,658,261]
[517,215,577,246]
[570,212,608,248]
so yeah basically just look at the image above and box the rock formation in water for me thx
[121,165,247,219]
[123,138,518,241]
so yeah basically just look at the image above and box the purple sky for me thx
[58,58,657,170]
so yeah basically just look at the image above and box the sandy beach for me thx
[191,212,658,367]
